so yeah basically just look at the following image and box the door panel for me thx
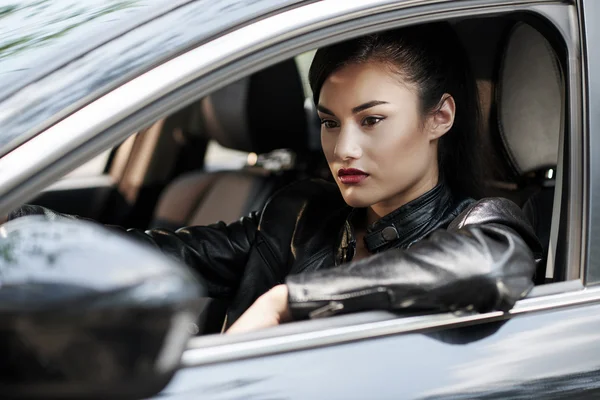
[161,302,600,399]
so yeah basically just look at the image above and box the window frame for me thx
[581,0,600,284]
[0,0,587,364]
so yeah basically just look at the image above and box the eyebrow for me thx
[317,100,389,116]
[317,105,336,116]
[352,100,389,114]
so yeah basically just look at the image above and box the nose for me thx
[334,125,362,161]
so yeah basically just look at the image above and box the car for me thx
[1,0,599,398]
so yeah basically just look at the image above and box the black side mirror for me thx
[0,216,205,399]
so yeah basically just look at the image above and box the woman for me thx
[9,23,541,334]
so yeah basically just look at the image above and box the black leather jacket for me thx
[10,179,541,327]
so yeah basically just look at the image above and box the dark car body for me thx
[1,0,600,399]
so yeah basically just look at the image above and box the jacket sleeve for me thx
[286,198,542,320]
[8,205,259,299]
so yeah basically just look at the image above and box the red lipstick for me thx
[338,168,369,184]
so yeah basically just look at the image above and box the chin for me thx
[339,189,376,208]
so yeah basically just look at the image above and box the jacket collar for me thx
[336,183,453,264]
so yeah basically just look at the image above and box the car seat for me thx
[150,59,314,230]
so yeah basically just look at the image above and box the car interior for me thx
[25,14,565,332]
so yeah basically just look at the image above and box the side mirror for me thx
[0,216,205,399]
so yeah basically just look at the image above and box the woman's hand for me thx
[226,284,291,334]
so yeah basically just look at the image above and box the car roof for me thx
[0,0,307,155]
[0,0,186,101]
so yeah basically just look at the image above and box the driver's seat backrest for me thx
[496,22,563,283]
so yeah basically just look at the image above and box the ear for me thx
[427,94,455,140]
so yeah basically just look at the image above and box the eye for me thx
[320,119,340,129]
[362,116,385,127]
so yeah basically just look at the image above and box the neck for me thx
[366,171,439,226]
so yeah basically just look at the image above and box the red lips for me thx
[338,168,369,184]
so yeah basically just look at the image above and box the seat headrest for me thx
[497,22,562,176]
[201,59,309,154]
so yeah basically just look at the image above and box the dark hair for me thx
[309,22,483,198]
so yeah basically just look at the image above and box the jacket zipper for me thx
[309,301,344,318]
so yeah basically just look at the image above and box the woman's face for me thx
[318,61,453,214]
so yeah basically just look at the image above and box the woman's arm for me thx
[8,205,260,299]
[286,197,541,319]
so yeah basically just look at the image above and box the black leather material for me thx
[9,179,541,328]
[360,184,459,254]
[288,188,541,320]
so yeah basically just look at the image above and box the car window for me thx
[0,0,581,336]
[177,19,569,288]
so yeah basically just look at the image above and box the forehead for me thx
[319,62,417,107]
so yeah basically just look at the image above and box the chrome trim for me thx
[183,312,504,368]
[576,0,590,284]
[182,284,600,368]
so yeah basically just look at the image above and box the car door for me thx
[159,1,599,398]
[0,1,597,399]
[171,294,600,399]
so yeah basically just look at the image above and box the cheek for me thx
[320,130,335,163]
[371,119,431,173]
